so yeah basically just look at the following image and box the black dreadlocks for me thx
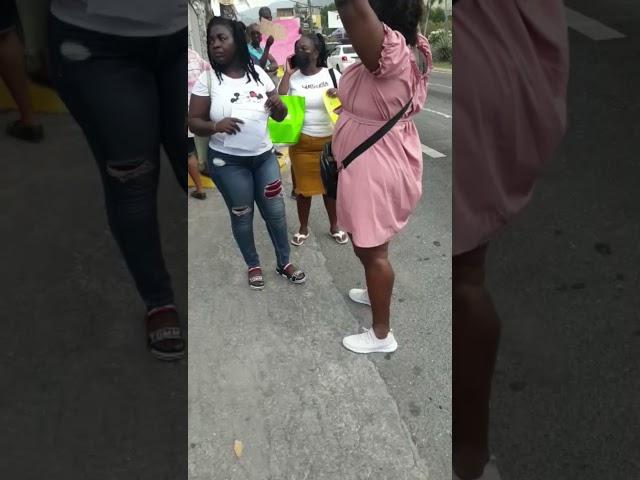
[207,16,263,85]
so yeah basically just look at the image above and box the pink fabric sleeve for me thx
[200,56,212,72]
[373,23,411,78]
[415,34,433,77]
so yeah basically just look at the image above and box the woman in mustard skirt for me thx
[278,33,348,246]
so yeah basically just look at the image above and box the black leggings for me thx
[48,16,187,310]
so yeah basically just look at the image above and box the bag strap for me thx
[328,68,338,89]
[341,96,413,170]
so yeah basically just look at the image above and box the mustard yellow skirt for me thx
[290,133,332,197]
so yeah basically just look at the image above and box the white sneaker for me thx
[348,288,371,306]
[453,457,502,480]
[342,328,398,354]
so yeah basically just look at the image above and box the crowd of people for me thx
[1,1,572,478]
[188,0,432,355]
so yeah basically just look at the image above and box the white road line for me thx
[421,144,447,159]
[430,83,452,90]
[565,7,626,40]
[422,108,452,119]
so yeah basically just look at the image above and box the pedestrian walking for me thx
[452,1,569,479]
[278,33,348,247]
[188,48,210,200]
[48,0,188,360]
[189,16,306,291]
[333,0,432,354]
[0,0,44,142]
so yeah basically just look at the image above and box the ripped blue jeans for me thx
[208,148,290,269]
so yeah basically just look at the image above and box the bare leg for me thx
[0,29,36,125]
[296,194,312,236]
[452,244,501,479]
[290,164,297,197]
[353,242,394,339]
[322,194,339,233]
[188,154,204,193]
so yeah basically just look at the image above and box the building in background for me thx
[277,3,321,33]
[276,7,295,17]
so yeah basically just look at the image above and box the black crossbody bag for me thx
[320,71,413,199]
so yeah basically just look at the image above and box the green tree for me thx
[422,0,447,35]
[430,7,446,24]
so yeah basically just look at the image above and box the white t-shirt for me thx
[51,0,187,37]
[191,66,277,157]
[287,68,340,138]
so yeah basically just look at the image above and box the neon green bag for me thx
[268,95,305,145]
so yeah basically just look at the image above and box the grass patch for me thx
[433,61,452,71]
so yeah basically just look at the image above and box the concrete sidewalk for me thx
[188,180,430,479]
[1,112,187,479]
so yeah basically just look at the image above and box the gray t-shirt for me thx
[51,0,187,37]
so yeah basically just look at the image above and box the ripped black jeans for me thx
[48,16,187,310]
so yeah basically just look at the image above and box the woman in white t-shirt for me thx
[189,17,306,290]
[278,34,348,247]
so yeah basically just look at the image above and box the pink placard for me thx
[268,17,301,66]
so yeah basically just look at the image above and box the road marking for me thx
[422,108,452,119]
[565,7,626,40]
[421,144,446,159]
[430,83,452,90]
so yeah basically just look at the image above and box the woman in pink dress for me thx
[452,1,569,479]
[333,0,432,354]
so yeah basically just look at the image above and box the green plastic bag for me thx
[268,95,305,145]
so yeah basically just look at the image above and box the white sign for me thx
[327,11,343,29]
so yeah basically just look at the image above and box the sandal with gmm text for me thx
[248,266,265,290]
[276,263,307,284]
[146,306,186,361]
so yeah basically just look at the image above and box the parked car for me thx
[327,44,359,73]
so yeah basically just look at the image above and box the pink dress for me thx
[453,0,569,255]
[333,24,432,248]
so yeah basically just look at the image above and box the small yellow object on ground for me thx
[233,440,243,458]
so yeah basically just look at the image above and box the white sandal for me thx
[331,231,349,244]
[291,232,310,246]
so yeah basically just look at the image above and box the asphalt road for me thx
[489,2,640,479]
[293,68,452,478]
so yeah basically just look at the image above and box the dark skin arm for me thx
[266,53,279,73]
[188,94,243,136]
[335,0,385,73]
[265,90,287,122]
[278,55,298,96]
[259,36,279,72]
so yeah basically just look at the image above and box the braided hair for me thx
[297,33,329,68]
[207,16,263,85]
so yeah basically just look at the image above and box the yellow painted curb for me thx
[188,173,215,189]
[0,80,67,113]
